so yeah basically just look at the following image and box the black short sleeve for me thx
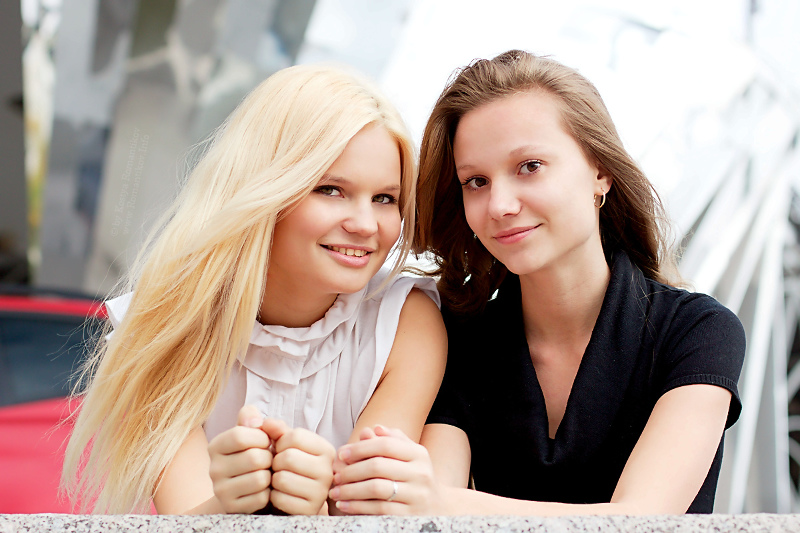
[426,308,475,435]
[655,294,746,428]
[421,253,745,511]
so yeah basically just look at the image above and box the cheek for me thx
[461,195,483,235]
[383,211,402,244]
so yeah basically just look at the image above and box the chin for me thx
[330,275,373,295]
[500,258,547,277]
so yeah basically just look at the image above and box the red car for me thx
[0,286,104,513]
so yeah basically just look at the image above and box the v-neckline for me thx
[503,252,646,463]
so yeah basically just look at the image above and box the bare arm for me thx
[154,406,275,515]
[332,384,731,515]
[152,427,222,514]
[328,289,446,515]
[421,424,470,489]
[349,288,447,443]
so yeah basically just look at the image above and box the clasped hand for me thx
[207,405,335,515]
[329,425,446,515]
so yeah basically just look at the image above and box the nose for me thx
[486,179,521,219]
[342,200,378,236]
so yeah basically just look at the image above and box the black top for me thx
[427,252,746,513]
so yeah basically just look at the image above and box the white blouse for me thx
[105,269,439,449]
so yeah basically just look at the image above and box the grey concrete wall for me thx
[2,513,800,532]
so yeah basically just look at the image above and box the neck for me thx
[518,243,611,350]
[259,271,338,328]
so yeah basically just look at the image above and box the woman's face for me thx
[268,124,402,299]
[453,91,611,277]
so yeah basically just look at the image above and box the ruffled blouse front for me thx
[105,269,439,449]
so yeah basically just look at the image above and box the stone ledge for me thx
[2,513,799,532]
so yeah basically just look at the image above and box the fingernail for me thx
[329,487,340,500]
[339,447,351,461]
[333,473,340,485]
[336,501,349,511]
[244,417,262,428]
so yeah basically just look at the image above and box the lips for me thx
[492,225,540,244]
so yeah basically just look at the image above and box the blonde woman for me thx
[62,64,446,515]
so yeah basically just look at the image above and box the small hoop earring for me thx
[594,190,606,209]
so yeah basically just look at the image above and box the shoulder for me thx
[639,278,746,384]
[105,292,134,328]
[383,281,447,375]
[358,268,445,362]
[365,268,440,309]
[642,278,744,342]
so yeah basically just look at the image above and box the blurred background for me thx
[1,0,799,514]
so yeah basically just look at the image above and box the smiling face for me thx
[453,91,611,277]
[266,124,402,309]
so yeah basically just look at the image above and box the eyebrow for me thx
[320,174,401,192]
[510,144,549,157]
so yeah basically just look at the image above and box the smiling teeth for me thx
[328,246,368,257]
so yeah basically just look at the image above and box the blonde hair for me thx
[62,64,417,513]
[415,50,679,314]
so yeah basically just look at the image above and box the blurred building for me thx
[0,1,28,283]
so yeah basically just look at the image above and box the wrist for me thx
[437,484,458,515]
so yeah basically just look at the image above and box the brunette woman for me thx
[330,50,745,515]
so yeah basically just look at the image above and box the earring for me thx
[594,190,606,208]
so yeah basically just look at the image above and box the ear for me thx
[595,167,613,195]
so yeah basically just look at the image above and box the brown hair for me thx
[415,50,679,315]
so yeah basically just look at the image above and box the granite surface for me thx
[2,514,800,532]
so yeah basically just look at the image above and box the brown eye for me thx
[314,185,342,197]
[521,161,541,174]
[462,177,488,190]
[373,194,397,205]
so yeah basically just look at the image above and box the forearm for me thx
[175,496,226,515]
[440,487,655,516]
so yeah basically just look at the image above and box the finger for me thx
[358,426,378,441]
[332,455,347,475]
[209,447,273,481]
[331,475,402,503]
[333,456,410,486]
[209,426,271,455]
[221,488,271,515]
[338,435,420,464]
[214,469,271,507]
[237,404,265,428]
[335,499,407,515]
[372,425,412,441]
[331,477,403,504]
[270,487,325,515]
[275,427,335,458]
[261,417,290,443]
[273,447,334,483]
[272,468,330,502]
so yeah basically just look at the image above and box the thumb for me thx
[261,417,290,442]
[237,404,264,428]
